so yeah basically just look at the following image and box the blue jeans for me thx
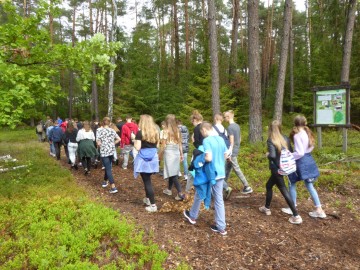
[101,155,115,185]
[189,179,226,230]
[289,179,321,207]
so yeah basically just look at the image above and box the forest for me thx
[0,0,359,135]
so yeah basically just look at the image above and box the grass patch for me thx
[0,129,168,269]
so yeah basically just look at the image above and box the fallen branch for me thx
[0,165,27,173]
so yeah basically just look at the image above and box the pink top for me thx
[292,129,314,160]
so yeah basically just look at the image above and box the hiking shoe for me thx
[143,198,151,206]
[309,211,327,219]
[175,193,186,201]
[183,210,196,224]
[74,164,78,170]
[102,181,109,188]
[109,187,118,194]
[289,215,303,225]
[163,189,172,196]
[84,169,90,175]
[210,225,227,236]
[259,206,271,216]
[241,186,253,194]
[101,166,105,170]
[145,205,157,212]
[224,187,233,200]
[281,208,293,215]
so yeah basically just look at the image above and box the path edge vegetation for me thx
[0,129,188,270]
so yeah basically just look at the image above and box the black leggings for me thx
[265,171,298,216]
[168,175,182,194]
[140,173,155,204]
[82,157,91,171]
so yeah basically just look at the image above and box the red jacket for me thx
[121,122,138,147]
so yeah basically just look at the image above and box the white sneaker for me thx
[145,205,157,212]
[309,211,327,219]
[184,175,188,180]
[143,198,150,206]
[281,208,293,215]
[163,189,172,196]
[289,215,303,224]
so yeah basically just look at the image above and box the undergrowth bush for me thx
[0,129,169,269]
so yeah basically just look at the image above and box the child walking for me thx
[259,120,302,224]
[184,122,228,235]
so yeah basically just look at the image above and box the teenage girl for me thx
[259,120,302,224]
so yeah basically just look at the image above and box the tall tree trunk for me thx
[248,0,262,143]
[173,0,180,84]
[341,0,357,83]
[208,0,220,115]
[273,0,292,122]
[89,0,93,35]
[92,65,99,121]
[184,0,190,70]
[305,0,311,83]
[108,0,117,121]
[261,1,274,99]
[49,0,54,45]
[69,4,77,118]
[289,28,294,113]
[229,0,239,82]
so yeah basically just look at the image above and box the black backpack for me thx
[213,125,230,149]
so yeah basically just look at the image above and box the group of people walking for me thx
[38,112,326,235]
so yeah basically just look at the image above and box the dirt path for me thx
[59,157,360,269]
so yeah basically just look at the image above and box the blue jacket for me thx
[190,147,216,210]
[49,126,64,143]
[289,153,319,183]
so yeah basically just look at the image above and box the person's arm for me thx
[203,139,212,162]
[114,134,120,146]
[267,140,277,163]
[178,132,184,161]
[134,140,141,151]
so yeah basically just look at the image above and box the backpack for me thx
[36,124,43,133]
[278,148,297,176]
[179,125,189,152]
[213,125,230,149]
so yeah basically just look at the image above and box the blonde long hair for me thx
[268,120,288,153]
[164,114,180,144]
[290,115,315,147]
[138,114,159,144]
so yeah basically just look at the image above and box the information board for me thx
[313,85,350,127]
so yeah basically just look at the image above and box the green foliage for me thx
[0,129,168,269]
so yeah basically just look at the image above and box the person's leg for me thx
[288,180,297,206]
[185,173,194,193]
[304,181,322,208]
[170,175,182,194]
[37,133,42,142]
[265,174,276,208]
[168,176,174,190]
[86,157,91,171]
[68,143,76,165]
[82,157,87,170]
[224,159,232,183]
[230,156,249,187]
[140,173,155,204]
[275,175,299,216]
[189,190,202,220]
[182,152,189,176]
[122,146,130,168]
[212,179,226,231]
[102,156,115,185]
[54,142,61,160]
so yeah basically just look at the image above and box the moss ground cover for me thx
[0,129,167,270]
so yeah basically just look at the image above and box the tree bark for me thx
[89,0,93,35]
[208,0,220,115]
[273,0,292,122]
[341,0,357,83]
[289,28,294,113]
[173,0,180,84]
[92,65,99,121]
[229,0,239,82]
[184,0,190,70]
[247,0,262,143]
[108,0,117,121]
